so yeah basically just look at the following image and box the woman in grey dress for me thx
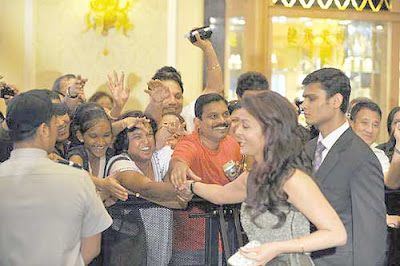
[177,91,347,265]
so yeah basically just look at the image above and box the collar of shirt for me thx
[10,148,48,159]
[317,121,349,162]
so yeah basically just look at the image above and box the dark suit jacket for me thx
[306,128,386,266]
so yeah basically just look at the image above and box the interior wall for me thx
[0,0,25,113]
[0,0,204,114]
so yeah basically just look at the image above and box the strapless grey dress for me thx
[241,203,314,266]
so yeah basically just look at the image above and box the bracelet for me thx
[66,87,78,98]
[190,181,197,194]
[395,147,400,155]
[296,239,305,253]
[207,64,220,71]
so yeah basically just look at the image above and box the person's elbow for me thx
[81,234,101,265]
[333,224,347,246]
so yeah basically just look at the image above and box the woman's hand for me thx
[145,79,170,104]
[102,171,129,201]
[240,242,281,265]
[107,71,130,109]
[123,116,149,130]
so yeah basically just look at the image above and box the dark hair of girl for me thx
[70,102,111,146]
[114,110,158,154]
[243,91,312,228]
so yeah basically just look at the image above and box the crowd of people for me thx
[0,31,399,266]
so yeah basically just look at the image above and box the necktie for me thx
[312,141,326,174]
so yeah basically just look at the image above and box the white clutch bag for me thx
[228,240,261,266]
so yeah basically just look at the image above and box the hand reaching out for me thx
[107,71,130,109]
[145,79,170,104]
[103,171,129,201]
[239,242,281,265]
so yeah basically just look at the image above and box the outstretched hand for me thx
[107,71,130,109]
[103,171,129,201]
[240,242,280,265]
[145,79,170,104]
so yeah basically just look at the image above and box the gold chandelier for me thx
[272,0,392,11]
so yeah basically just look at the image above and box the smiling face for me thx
[55,113,70,142]
[161,80,183,115]
[127,123,155,163]
[81,120,113,159]
[196,100,231,144]
[234,108,265,163]
[229,107,246,140]
[351,108,381,146]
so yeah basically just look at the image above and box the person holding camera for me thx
[145,28,224,132]
[0,75,19,162]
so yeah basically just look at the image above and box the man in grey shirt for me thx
[0,89,112,266]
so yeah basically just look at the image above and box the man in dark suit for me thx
[301,68,386,266]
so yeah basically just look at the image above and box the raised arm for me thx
[107,71,130,119]
[144,79,171,124]
[241,170,347,265]
[190,32,223,95]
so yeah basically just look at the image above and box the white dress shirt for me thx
[317,121,350,164]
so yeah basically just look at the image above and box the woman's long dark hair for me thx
[379,107,400,160]
[243,91,312,228]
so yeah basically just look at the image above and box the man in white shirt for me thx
[0,90,112,266]
[302,68,386,266]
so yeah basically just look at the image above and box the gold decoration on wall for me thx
[317,0,333,9]
[287,26,345,66]
[299,0,315,8]
[351,0,368,10]
[334,0,351,10]
[85,0,136,36]
[272,0,391,11]
[281,0,297,7]
[368,0,383,12]
[385,0,392,10]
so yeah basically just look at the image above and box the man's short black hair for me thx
[350,101,382,122]
[236,71,269,98]
[6,90,56,142]
[195,93,228,119]
[152,66,184,93]
[302,68,351,114]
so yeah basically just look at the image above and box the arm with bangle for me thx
[191,33,224,96]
